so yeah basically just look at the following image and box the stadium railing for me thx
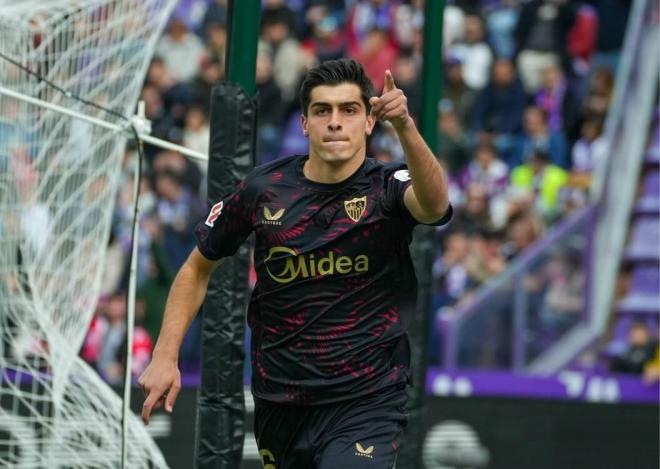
[435,0,659,395]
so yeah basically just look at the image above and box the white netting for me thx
[0,0,177,466]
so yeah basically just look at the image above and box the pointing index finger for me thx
[383,70,396,92]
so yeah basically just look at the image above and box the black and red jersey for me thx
[194,155,451,404]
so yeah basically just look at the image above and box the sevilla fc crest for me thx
[344,196,367,223]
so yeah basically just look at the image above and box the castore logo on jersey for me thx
[263,206,286,225]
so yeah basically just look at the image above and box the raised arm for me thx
[369,70,450,224]
[138,247,221,424]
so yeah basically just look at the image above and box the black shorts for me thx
[253,385,408,469]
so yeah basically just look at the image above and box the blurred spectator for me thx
[460,144,509,201]
[182,106,210,196]
[81,293,153,385]
[565,2,598,76]
[146,57,177,97]
[464,227,507,284]
[578,67,614,123]
[10,152,52,256]
[443,4,466,49]
[156,18,206,83]
[442,56,478,129]
[437,105,471,177]
[472,58,526,162]
[514,0,576,92]
[538,249,585,334]
[183,106,210,159]
[590,0,632,75]
[502,211,541,259]
[153,166,204,269]
[515,105,569,169]
[145,57,195,124]
[390,0,424,50]
[370,121,404,162]
[346,0,398,57]
[261,7,311,107]
[152,150,203,195]
[140,84,180,163]
[534,63,575,133]
[256,41,286,164]
[101,230,127,297]
[204,21,227,70]
[448,13,494,90]
[192,57,225,114]
[201,0,228,38]
[136,223,176,343]
[453,183,493,234]
[353,27,398,92]
[510,150,568,222]
[113,174,158,288]
[485,0,520,59]
[303,2,347,43]
[171,0,216,33]
[610,322,659,374]
[301,8,346,62]
[571,117,606,176]
[433,231,475,308]
[263,0,299,37]
[558,117,607,210]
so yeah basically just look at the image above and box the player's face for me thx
[302,83,375,165]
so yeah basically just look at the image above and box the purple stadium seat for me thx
[635,169,660,215]
[642,170,660,196]
[603,315,635,357]
[646,144,660,165]
[635,170,659,214]
[624,216,660,262]
[617,265,660,315]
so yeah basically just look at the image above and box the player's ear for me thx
[365,109,376,136]
[301,113,309,137]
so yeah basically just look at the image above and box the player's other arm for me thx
[138,247,221,424]
[370,70,450,224]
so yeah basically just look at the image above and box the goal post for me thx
[0,1,179,466]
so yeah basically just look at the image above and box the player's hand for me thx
[138,356,181,425]
[369,70,412,131]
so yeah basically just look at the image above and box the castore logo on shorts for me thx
[355,442,374,458]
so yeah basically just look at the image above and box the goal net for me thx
[0,0,177,466]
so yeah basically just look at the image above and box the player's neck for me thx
[304,153,365,184]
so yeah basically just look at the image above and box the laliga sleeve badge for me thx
[393,170,411,182]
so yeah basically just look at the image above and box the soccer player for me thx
[139,58,451,468]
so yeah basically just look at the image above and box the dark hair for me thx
[299,59,374,116]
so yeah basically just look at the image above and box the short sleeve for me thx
[193,179,256,260]
[381,163,453,227]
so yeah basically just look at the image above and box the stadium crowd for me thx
[79,0,654,384]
